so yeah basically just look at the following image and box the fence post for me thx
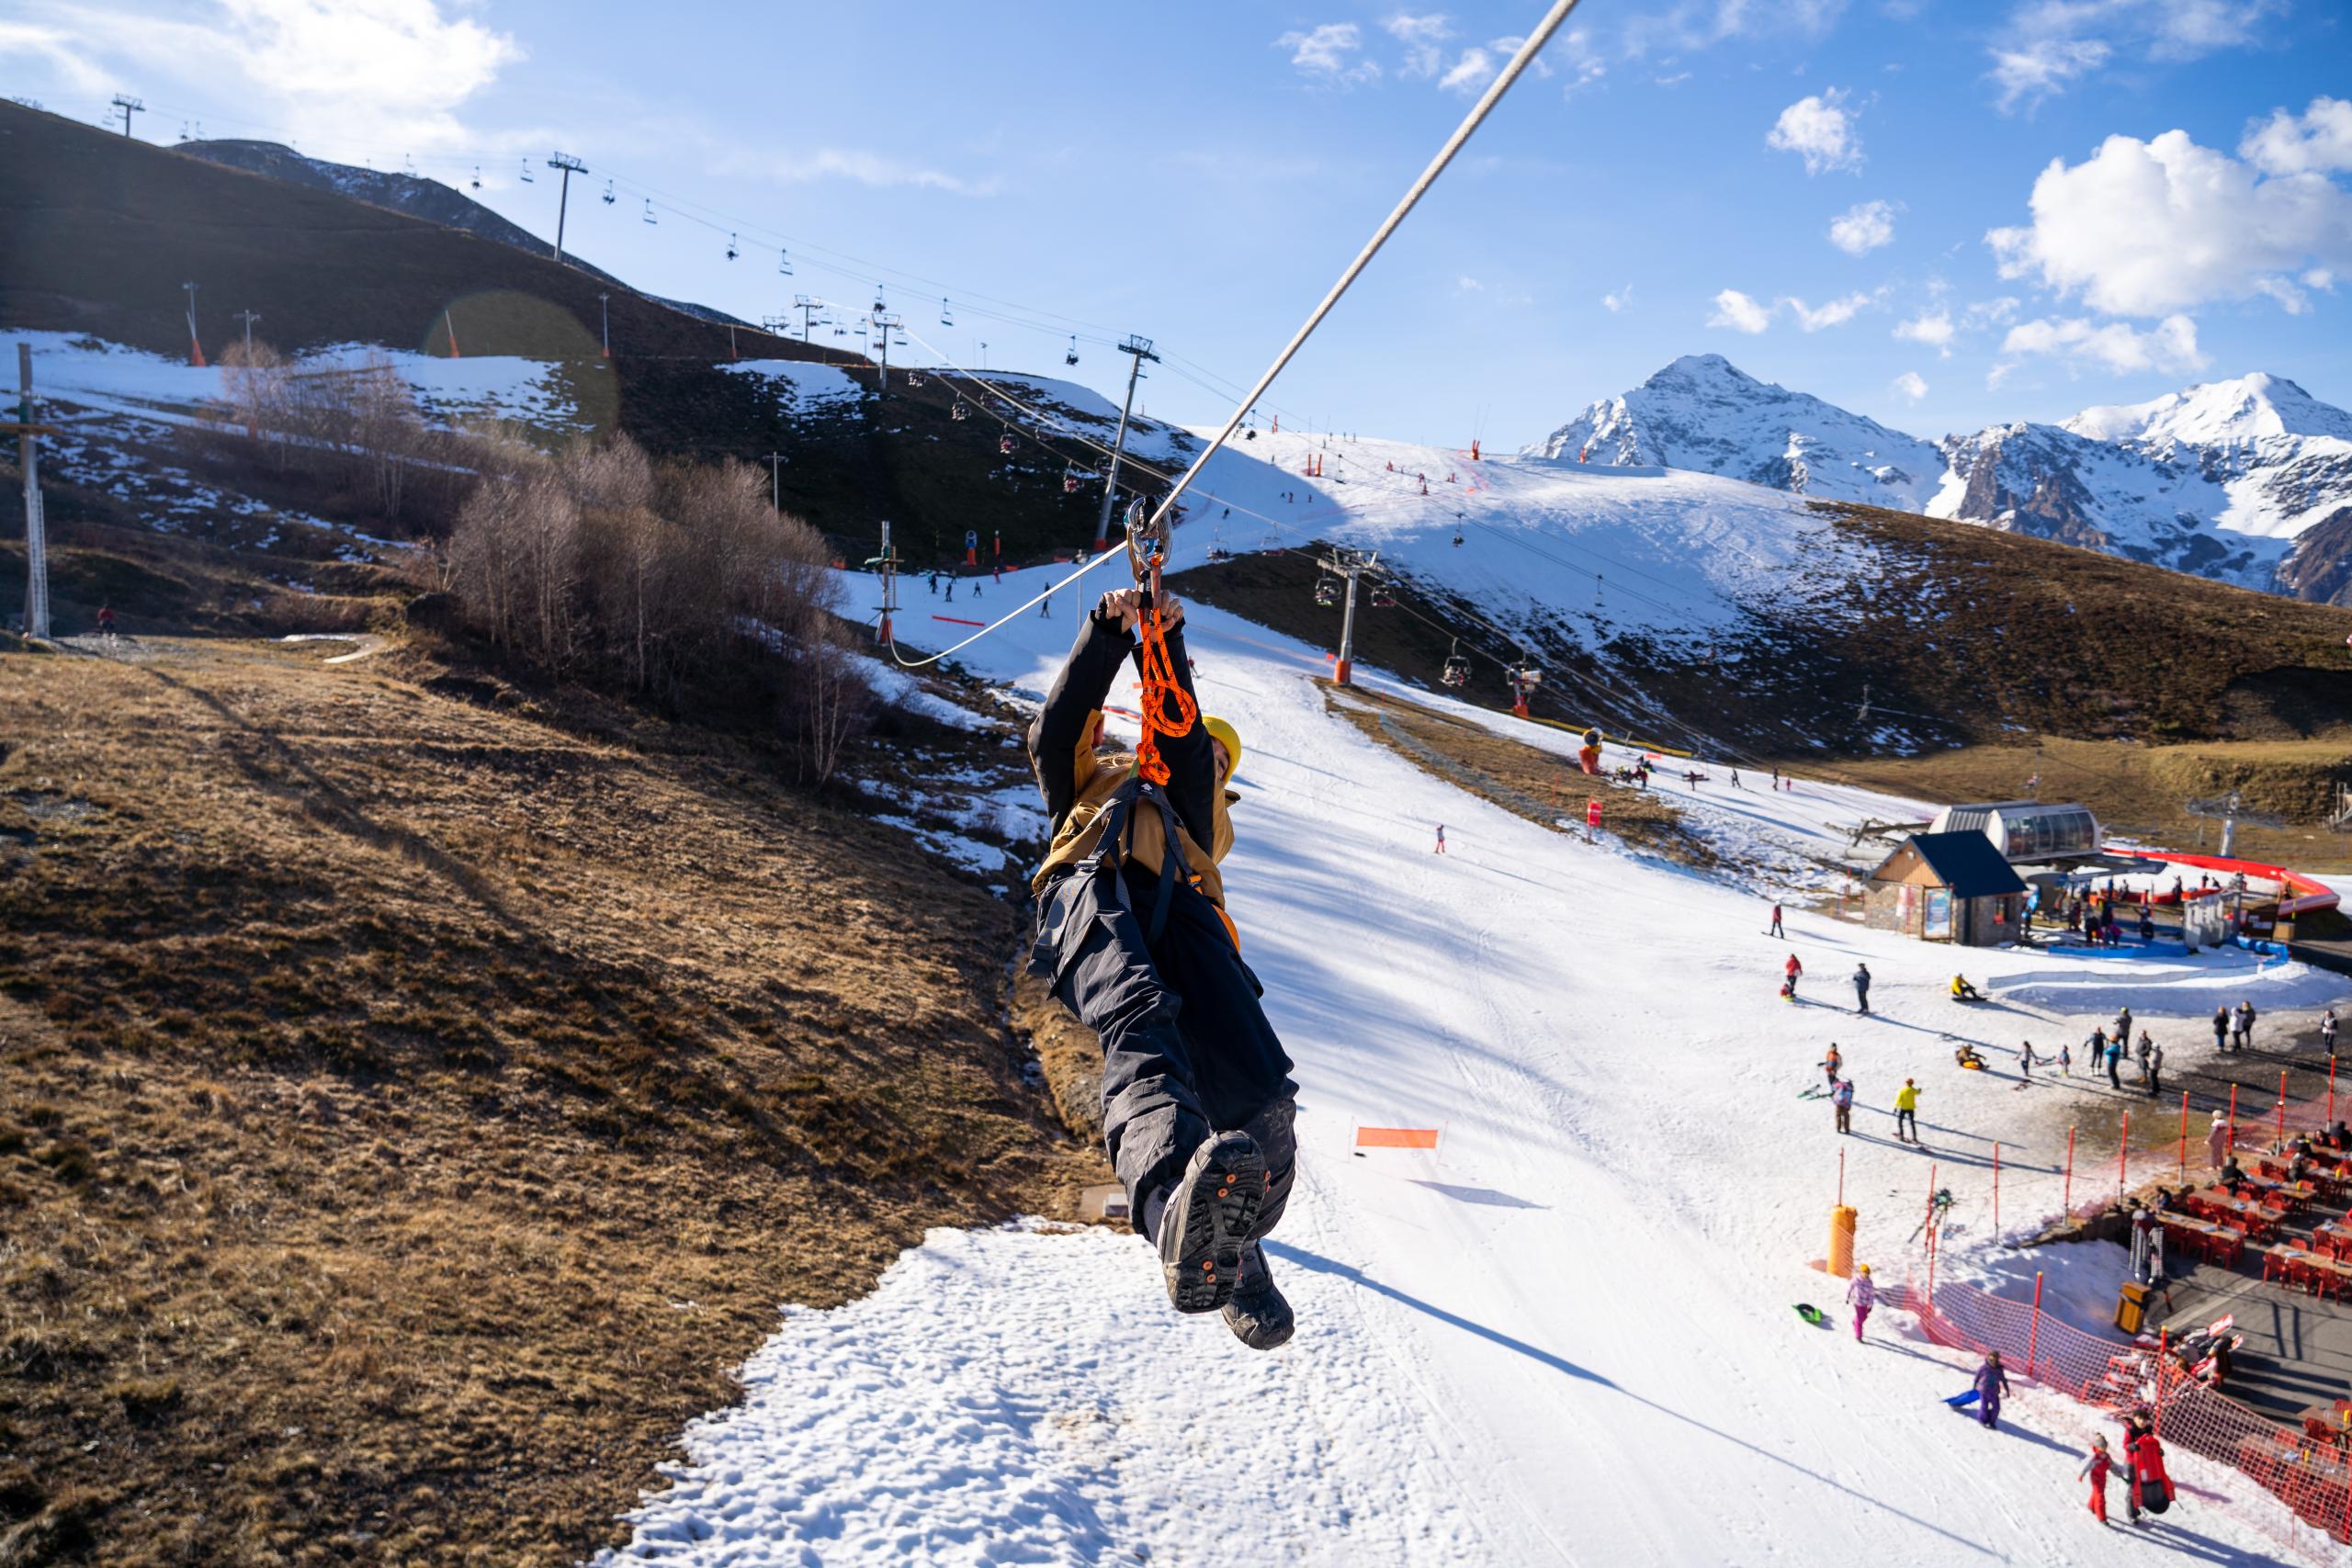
[1993,1142,2001,1235]
[2064,1125,2075,1213]
[1925,1162,1939,1307]
[2229,1083,2239,1156]
[2331,1054,2338,1130]
[2279,1069,2290,1150]
[2178,1090,2188,1185]
[2029,1270,2044,1380]
[2155,1327,2167,1438]
[2120,1110,2131,1201]
[1838,1146,1846,1209]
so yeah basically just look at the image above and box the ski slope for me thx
[599,573,2328,1567]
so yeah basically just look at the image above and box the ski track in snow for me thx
[602,580,2324,1567]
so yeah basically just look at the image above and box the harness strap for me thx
[1087,775,1192,945]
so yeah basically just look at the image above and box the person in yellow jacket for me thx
[1025,588,1298,1349]
[1894,1077,1921,1144]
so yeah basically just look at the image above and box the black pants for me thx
[1895,1108,1916,1139]
[1856,987,1870,1013]
[1034,859,1296,1244]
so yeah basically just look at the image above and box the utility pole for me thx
[547,152,587,265]
[17,344,49,639]
[182,280,204,367]
[763,453,786,513]
[233,310,260,356]
[597,292,610,358]
[110,95,142,137]
[1093,333,1160,551]
[1322,547,1374,687]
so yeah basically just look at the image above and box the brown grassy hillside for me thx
[0,636,1088,1565]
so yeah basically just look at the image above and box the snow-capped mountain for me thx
[1522,353,1946,511]
[1534,358,2352,603]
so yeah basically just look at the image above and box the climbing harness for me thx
[1121,499,1197,789]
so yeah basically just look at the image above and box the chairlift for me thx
[1442,640,1471,688]
[726,233,740,261]
[1064,335,1080,367]
[601,178,616,205]
[1062,467,1081,494]
[951,400,969,422]
[1453,511,1465,547]
[908,371,926,388]
[999,433,1018,456]
[873,286,888,314]
[895,331,909,348]
[518,158,535,184]
[470,164,482,190]
[1369,585,1396,609]
[403,154,417,176]
[1315,576,1340,609]
[778,248,793,276]
[642,199,657,224]
[941,298,954,326]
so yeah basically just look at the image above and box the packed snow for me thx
[601,569,2331,1566]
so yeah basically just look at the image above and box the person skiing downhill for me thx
[1973,1350,2012,1429]
[1822,1043,1842,1085]
[1025,588,1299,1349]
[1770,901,1784,938]
[1846,1263,1873,1340]
[1894,1077,1920,1143]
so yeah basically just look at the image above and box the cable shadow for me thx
[1405,1179,1548,1210]
[1269,1240,1998,1557]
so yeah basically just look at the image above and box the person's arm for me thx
[1027,598,1137,830]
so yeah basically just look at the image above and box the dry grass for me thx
[0,637,1091,1565]
[1318,681,1710,868]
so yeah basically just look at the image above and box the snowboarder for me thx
[1894,1077,1920,1143]
[1770,902,1784,938]
[1973,1350,2011,1429]
[1951,974,1984,1001]
[2207,1111,2231,1170]
[1729,768,1742,789]
[2128,1425,2175,1517]
[96,604,117,642]
[1024,588,1298,1349]
[2079,1433,2114,1525]
[1039,591,1053,619]
[1784,953,1804,998]
[1846,1262,1873,1340]
[1852,963,1871,1014]
[1433,824,1446,855]
[1832,1076,1855,1134]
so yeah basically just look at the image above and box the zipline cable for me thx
[881,0,1584,668]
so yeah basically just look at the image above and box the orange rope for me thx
[1130,595,1196,788]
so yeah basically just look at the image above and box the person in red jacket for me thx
[2078,1433,2112,1524]
[2129,1427,2175,1518]
[1783,953,1804,998]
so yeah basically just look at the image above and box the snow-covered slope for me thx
[599,570,2328,1566]
[1523,354,1947,512]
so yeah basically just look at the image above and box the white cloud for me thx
[1708,288,1774,333]
[769,148,998,197]
[1655,70,1693,86]
[1277,22,1379,84]
[1602,283,1634,313]
[1767,89,1861,175]
[1431,32,1565,96]
[1894,309,1956,355]
[1892,370,1929,402]
[1967,296,2021,324]
[1999,313,2208,375]
[1438,44,1496,93]
[1785,291,1873,331]
[1454,275,1484,293]
[1987,0,2281,113]
[2242,96,2352,177]
[1384,12,1453,77]
[1827,198,1898,254]
[1986,126,2352,316]
[1987,38,2109,112]
[0,0,523,151]
[1621,0,1848,58]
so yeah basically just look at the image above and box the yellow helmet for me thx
[1201,714,1242,780]
[1858,1262,1871,1274]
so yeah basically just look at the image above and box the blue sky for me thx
[7,1,2350,445]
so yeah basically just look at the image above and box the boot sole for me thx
[1161,1134,1265,1314]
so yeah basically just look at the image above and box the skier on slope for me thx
[1894,1077,1920,1143]
[1770,901,1784,938]
[1821,1043,1842,1085]
[1851,963,1871,1014]
[1784,953,1804,997]
[1025,588,1299,1350]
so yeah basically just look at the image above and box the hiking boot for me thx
[1157,1132,1264,1314]
[1222,1243,1295,1351]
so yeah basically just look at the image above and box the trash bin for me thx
[2116,1280,2151,1334]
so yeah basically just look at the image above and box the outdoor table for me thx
[2312,1220,2352,1261]
[2158,1213,2242,1267]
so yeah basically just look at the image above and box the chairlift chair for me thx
[518,158,534,184]
[951,400,968,421]
[642,199,657,224]
[1369,587,1396,608]
[726,233,740,261]
[908,372,926,388]
[1315,577,1339,609]
[778,249,794,276]
[999,433,1018,456]
[471,165,483,189]
[1062,468,1080,494]
[941,299,954,326]
[601,179,616,205]
[1442,640,1471,688]
[1065,335,1080,367]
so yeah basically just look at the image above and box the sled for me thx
[1944,1389,1981,1408]
[2138,1480,2171,1515]
[1793,1303,1826,1325]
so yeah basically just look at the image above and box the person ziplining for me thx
[1024,575,1299,1350]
